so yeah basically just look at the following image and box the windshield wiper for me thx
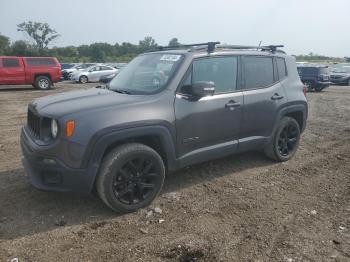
[95,85,108,89]
[113,89,131,94]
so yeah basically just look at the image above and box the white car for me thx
[71,65,118,83]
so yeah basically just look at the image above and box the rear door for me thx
[0,57,25,84]
[240,55,287,144]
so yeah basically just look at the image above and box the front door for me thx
[0,57,25,84]
[175,56,243,158]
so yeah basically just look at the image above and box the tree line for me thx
[0,21,180,63]
[0,21,345,63]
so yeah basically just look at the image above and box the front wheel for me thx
[96,143,165,213]
[34,76,52,90]
[79,75,88,84]
[264,117,301,162]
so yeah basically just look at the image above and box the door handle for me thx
[271,93,284,100]
[225,100,241,108]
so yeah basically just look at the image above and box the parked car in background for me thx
[21,43,308,212]
[71,65,117,83]
[60,63,75,70]
[330,65,350,85]
[60,63,76,80]
[0,56,61,89]
[99,72,117,83]
[61,63,96,80]
[297,64,331,91]
[105,62,127,70]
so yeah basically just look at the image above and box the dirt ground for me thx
[0,82,349,262]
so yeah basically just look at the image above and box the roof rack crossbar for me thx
[147,43,284,54]
[147,42,221,53]
[217,44,284,53]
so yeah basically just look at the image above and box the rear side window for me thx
[276,57,287,80]
[3,58,20,68]
[319,67,329,74]
[243,56,274,89]
[192,56,238,94]
[297,67,317,75]
[26,58,56,66]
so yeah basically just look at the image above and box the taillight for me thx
[303,85,307,97]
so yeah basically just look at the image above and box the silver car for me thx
[71,65,118,83]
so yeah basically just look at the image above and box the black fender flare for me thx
[81,125,178,181]
[270,102,308,141]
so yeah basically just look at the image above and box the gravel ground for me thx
[0,83,349,261]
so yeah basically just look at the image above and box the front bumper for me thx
[316,81,331,87]
[20,128,95,194]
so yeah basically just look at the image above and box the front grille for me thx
[27,108,41,138]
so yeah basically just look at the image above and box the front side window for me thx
[89,66,100,72]
[3,58,20,68]
[109,53,183,94]
[101,66,113,71]
[243,56,274,89]
[191,56,238,94]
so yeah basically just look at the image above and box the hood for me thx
[30,88,147,118]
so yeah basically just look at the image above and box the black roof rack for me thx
[147,43,285,54]
[147,42,221,54]
[217,44,285,53]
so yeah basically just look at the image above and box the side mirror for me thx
[188,81,215,98]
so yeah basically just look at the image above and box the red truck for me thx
[0,56,61,90]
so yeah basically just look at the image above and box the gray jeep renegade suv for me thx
[21,42,308,212]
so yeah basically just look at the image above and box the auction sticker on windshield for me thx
[160,55,181,62]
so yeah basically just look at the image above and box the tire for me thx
[304,81,313,92]
[34,76,52,90]
[96,143,165,213]
[79,75,88,84]
[315,86,323,92]
[264,117,301,162]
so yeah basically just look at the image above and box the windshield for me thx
[109,53,183,94]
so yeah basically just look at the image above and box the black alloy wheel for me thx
[112,156,160,205]
[277,123,299,157]
[96,143,165,213]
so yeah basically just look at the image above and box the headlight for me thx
[51,119,58,139]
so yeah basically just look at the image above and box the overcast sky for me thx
[0,0,349,57]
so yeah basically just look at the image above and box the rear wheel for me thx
[264,117,301,162]
[96,143,165,213]
[304,81,313,92]
[79,75,88,83]
[34,76,52,90]
[315,85,323,92]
